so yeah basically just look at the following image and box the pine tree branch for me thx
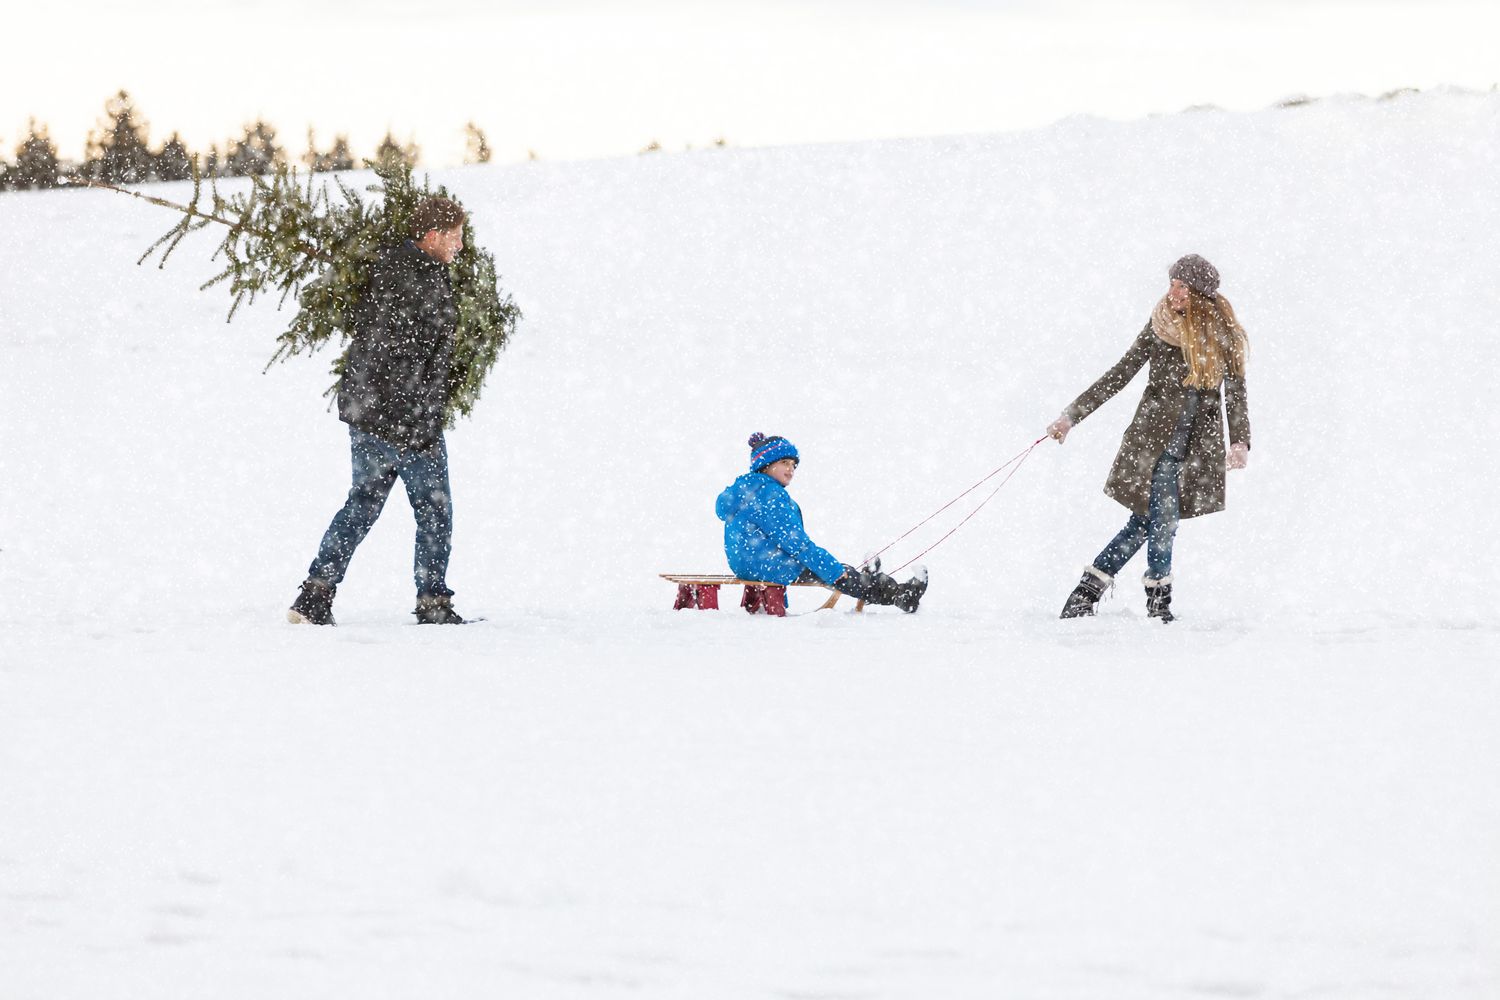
[65,176,331,262]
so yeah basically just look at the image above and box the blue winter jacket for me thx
[715,473,846,586]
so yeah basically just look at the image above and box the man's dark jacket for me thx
[337,240,458,451]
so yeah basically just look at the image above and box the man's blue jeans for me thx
[308,427,453,596]
[1091,390,1198,582]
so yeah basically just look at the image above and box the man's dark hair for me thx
[411,197,467,238]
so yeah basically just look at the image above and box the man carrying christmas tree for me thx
[288,197,470,626]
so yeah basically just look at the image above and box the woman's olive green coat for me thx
[1064,322,1251,520]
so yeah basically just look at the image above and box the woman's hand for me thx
[1227,442,1249,470]
[1046,415,1073,444]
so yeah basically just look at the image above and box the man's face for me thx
[762,458,797,486]
[419,224,465,264]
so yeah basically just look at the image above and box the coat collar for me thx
[397,239,449,272]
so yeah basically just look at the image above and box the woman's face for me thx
[1167,278,1191,312]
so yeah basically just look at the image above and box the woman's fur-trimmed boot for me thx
[1144,574,1175,623]
[1060,566,1112,618]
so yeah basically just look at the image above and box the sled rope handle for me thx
[869,435,1048,575]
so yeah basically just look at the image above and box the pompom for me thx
[748,432,767,450]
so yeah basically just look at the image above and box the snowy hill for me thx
[3,92,1498,998]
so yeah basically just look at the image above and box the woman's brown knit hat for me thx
[1169,254,1220,299]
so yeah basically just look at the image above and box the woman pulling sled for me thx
[1047,254,1253,623]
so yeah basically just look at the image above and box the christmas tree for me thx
[83,159,520,426]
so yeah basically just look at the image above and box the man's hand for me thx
[1227,442,1249,470]
[1046,415,1073,444]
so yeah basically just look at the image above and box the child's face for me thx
[762,458,797,486]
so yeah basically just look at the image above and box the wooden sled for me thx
[660,573,865,617]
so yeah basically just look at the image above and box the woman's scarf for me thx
[1150,294,1244,389]
[1150,295,1186,349]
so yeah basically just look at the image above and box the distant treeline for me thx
[0,90,495,192]
[17,82,1455,193]
[0,89,736,194]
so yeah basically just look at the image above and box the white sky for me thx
[3,0,1497,166]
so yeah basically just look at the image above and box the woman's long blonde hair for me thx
[1155,290,1250,389]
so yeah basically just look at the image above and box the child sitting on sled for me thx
[715,432,929,612]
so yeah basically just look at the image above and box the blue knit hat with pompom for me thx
[747,432,799,472]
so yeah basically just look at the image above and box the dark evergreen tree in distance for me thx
[82,90,153,183]
[200,145,223,179]
[301,128,318,171]
[12,120,62,189]
[154,133,194,182]
[324,136,355,172]
[223,120,282,177]
[303,129,355,173]
[373,131,419,171]
[464,122,491,165]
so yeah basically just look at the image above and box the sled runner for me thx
[659,574,865,616]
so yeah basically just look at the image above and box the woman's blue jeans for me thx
[1091,391,1198,582]
[307,427,453,596]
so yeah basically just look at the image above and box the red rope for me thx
[869,436,1048,575]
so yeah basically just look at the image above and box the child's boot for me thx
[843,564,927,613]
[893,566,928,613]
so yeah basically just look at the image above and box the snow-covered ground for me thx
[3,91,1498,998]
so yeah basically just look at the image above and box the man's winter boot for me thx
[1059,566,1111,619]
[288,578,337,626]
[893,565,929,613]
[1144,575,1174,623]
[414,592,467,625]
